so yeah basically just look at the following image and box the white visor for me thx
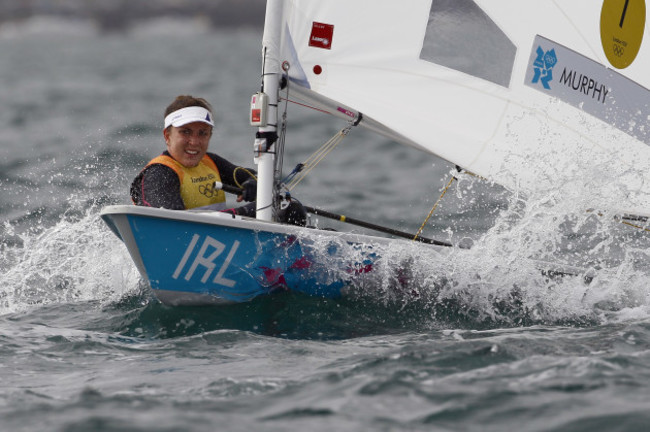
[164,106,214,129]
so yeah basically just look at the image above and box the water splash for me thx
[444,171,650,326]
[0,204,140,315]
[3,171,649,334]
[302,169,650,330]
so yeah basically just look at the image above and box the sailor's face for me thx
[164,122,212,167]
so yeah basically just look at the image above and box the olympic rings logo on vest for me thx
[199,182,219,198]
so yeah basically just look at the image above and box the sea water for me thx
[2,18,650,432]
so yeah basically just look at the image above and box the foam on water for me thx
[0,203,140,315]
[465,164,650,324]
[295,164,650,330]
[3,178,650,332]
[3,148,650,339]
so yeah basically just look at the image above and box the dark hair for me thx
[164,95,213,118]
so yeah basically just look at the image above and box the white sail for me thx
[276,0,650,215]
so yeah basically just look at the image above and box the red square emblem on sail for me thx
[309,22,334,50]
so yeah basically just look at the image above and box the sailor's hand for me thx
[237,179,257,202]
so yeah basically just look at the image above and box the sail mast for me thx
[254,0,283,221]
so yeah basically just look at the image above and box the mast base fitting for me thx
[253,131,279,158]
[254,131,278,154]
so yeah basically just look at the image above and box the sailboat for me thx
[101,0,650,305]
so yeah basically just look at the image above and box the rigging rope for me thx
[283,122,355,191]
[232,167,258,187]
[413,173,456,242]
[276,61,359,193]
[617,213,650,232]
[620,220,650,232]
[412,167,485,242]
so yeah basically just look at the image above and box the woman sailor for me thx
[131,95,257,216]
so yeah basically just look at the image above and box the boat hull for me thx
[101,205,417,305]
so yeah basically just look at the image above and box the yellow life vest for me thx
[147,154,226,209]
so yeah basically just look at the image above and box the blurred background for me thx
[0,0,265,31]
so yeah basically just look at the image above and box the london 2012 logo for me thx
[531,46,557,89]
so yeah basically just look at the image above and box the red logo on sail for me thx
[309,22,334,50]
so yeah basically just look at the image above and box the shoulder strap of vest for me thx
[147,154,183,181]
[202,154,219,172]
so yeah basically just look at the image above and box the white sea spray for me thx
[0,204,140,315]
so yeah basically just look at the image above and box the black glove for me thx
[277,200,307,226]
[234,202,256,217]
[240,179,257,202]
